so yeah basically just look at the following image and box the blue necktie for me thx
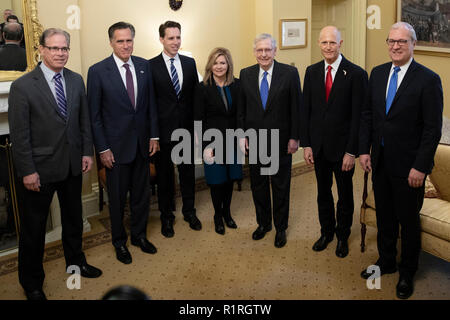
[53,73,67,119]
[386,66,401,114]
[260,71,269,110]
[170,58,181,99]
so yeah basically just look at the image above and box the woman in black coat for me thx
[194,47,242,235]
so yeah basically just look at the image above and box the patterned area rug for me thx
[0,163,314,277]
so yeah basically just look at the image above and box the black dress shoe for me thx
[223,209,237,229]
[252,226,271,240]
[161,220,174,238]
[360,263,397,279]
[79,263,103,278]
[224,217,237,229]
[274,230,287,248]
[312,235,333,252]
[115,245,132,264]
[131,238,157,254]
[184,215,202,231]
[396,275,414,299]
[25,289,47,300]
[214,216,225,235]
[335,240,349,258]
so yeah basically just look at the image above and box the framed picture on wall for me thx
[279,19,307,50]
[397,0,450,57]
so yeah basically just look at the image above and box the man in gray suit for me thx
[8,28,102,300]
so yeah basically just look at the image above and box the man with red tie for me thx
[300,26,368,258]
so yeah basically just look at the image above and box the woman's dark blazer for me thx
[194,78,240,150]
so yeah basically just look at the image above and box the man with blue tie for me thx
[237,34,302,248]
[9,28,102,300]
[149,21,201,238]
[88,22,159,264]
[359,22,443,299]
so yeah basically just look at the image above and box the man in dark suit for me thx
[88,22,159,264]
[237,33,302,248]
[8,28,102,300]
[300,26,368,258]
[0,22,27,71]
[149,21,201,238]
[359,22,442,299]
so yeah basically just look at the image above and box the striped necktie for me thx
[170,58,181,98]
[53,73,67,119]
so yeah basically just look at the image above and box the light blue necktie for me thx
[386,66,401,115]
[53,73,67,119]
[260,71,269,110]
[170,58,181,99]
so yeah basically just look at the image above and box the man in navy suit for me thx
[300,26,368,258]
[359,22,442,299]
[149,21,201,238]
[88,22,159,264]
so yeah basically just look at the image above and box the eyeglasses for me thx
[44,46,70,53]
[386,39,409,47]
[320,41,338,47]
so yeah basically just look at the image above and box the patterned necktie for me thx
[260,71,269,110]
[386,66,401,114]
[170,58,181,99]
[53,73,67,119]
[325,65,333,102]
[123,63,136,109]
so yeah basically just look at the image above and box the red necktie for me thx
[325,65,333,102]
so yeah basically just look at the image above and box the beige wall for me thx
[273,0,311,79]
[367,0,449,118]
[35,0,313,81]
[37,0,83,74]
[78,0,258,80]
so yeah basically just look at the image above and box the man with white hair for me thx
[237,33,302,248]
[359,22,443,299]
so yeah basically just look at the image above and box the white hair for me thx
[253,33,277,49]
[391,22,417,41]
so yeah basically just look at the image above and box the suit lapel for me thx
[327,57,347,106]
[158,54,178,99]
[132,56,146,110]
[32,66,66,124]
[250,65,263,110]
[389,60,418,115]
[265,61,281,113]
[63,68,74,121]
[106,55,134,110]
[318,61,326,104]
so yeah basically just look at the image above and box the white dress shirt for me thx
[386,57,413,99]
[324,54,343,83]
[113,53,138,106]
[162,52,183,89]
[259,62,274,90]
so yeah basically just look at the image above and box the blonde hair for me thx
[203,47,234,86]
